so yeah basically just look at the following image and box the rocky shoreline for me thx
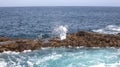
[0,31,120,52]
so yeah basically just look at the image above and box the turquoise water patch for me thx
[0,47,120,67]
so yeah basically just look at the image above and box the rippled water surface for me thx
[0,47,120,67]
[0,7,120,38]
[0,7,120,67]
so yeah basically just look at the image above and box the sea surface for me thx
[0,6,120,67]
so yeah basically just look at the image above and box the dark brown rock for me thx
[0,31,120,52]
[117,33,120,36]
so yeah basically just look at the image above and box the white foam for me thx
[1,50,31,54]
[67,63,73,67]
[41,47,51,50]
[67,63,86,67]
[90,62,120,67]
[93,25,120,34]
[54,25,68,40]
[90,63,105,67]
[0,58,7,67]
[27,61,33,67]
[0,61,7,67]
[68,45,72,48]
[107,25,120,32]
[36,52,62,64]
[23,50,32,53]
[76,46,85,48]
[108,62,120,67]
[2,51,20,54]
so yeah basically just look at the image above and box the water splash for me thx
[53,25,68,40]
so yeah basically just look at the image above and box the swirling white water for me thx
[0,47,120,67]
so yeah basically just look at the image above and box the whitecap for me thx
[93,25,120,34]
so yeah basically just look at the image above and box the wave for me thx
[92,25,120,34]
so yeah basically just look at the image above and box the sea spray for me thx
[53,25,68,40]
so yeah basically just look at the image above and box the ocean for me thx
[0,6,120,67]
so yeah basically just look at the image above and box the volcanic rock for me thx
[0,31,120,52]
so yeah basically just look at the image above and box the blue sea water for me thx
[0,6,120,67]
[0,6,120,38]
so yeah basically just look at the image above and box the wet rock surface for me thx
[0,31,120,52]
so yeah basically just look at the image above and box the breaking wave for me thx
[92,25,120,34]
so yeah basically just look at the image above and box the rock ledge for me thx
[0,31,120,52]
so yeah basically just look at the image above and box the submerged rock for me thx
[0,31,120,52]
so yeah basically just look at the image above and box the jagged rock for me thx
[0,31,120,52]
